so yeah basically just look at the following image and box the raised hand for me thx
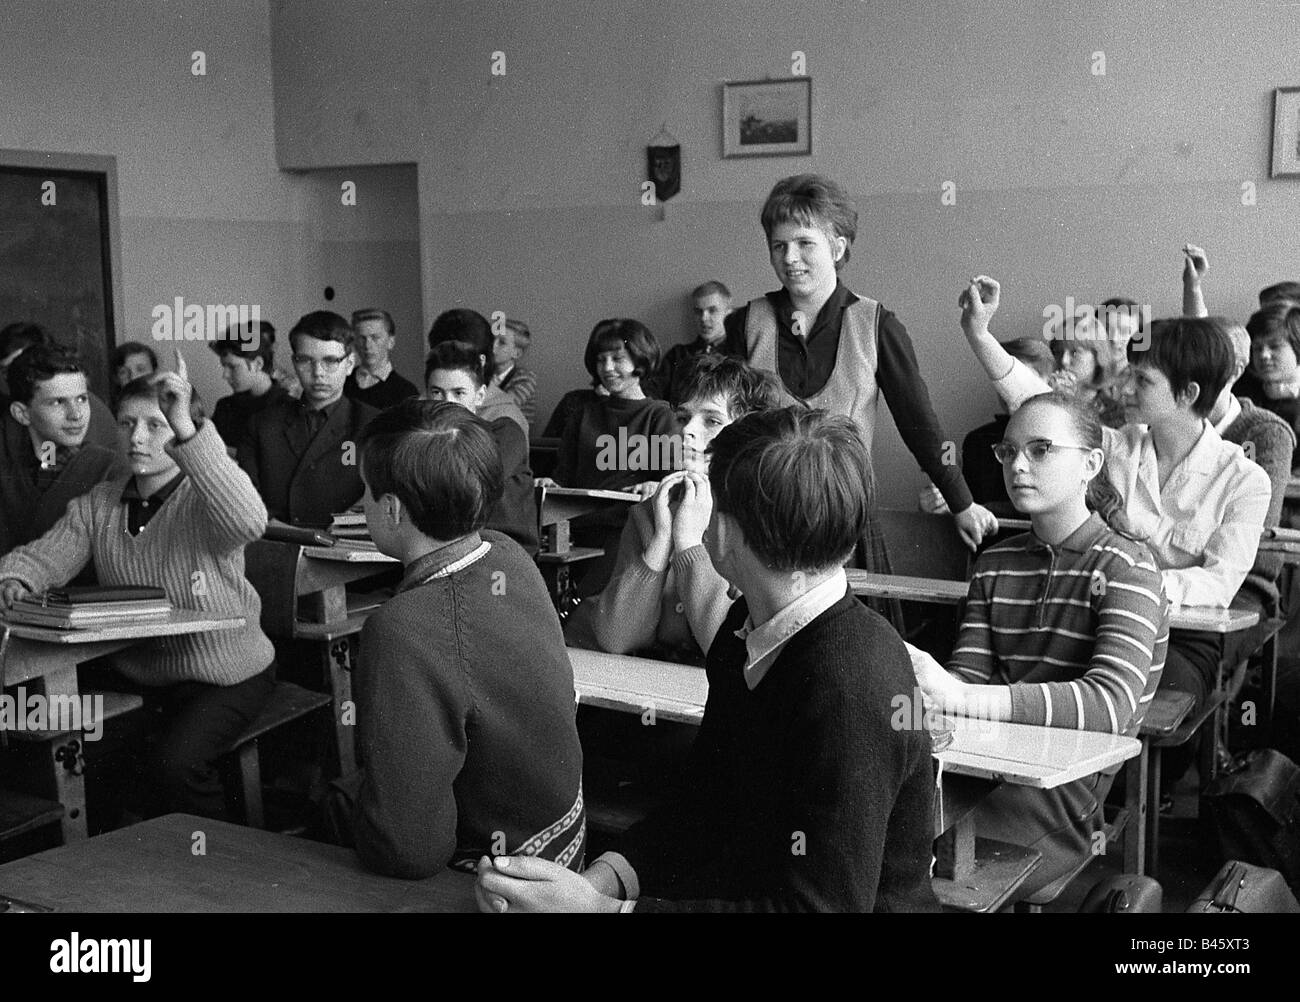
[1182,243,1208,282]
[958,276,1001,335]
[1182,243,1209,317]
[149,348,197,442]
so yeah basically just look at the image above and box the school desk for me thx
[566,647,1137,910]
[845,570,1262,633]
[0,612,244,842]
[567,647,707,725]
[246,539,400,778]
[536,486,635,612]
[0,813,477,912]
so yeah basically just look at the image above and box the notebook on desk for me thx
[5,597,173,630]
[544,487,640,503]
[43,585,167,605]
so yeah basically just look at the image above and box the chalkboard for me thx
[0,150,124,401]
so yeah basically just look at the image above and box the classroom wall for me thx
[296,2,1294,502]
[292,164,424,390]
[0,0,315,411]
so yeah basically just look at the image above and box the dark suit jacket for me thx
[238,395,380,527]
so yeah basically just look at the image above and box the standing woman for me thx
[723,175,999,578]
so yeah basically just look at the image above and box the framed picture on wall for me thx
[1271,87,1300,177]
[722,78,812,158]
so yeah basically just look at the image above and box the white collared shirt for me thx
[354,360,393,389]
[733,569,848,690]
[1212,394,1242,436]
[1101,421,1270,607]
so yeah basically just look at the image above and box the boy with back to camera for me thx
[477,407,939,912]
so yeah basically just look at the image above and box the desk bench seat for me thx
[220,681,332,830]
[6,691,143,742]
[294,613,370,643]
[933,837,1042,913]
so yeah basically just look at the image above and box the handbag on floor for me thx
[1078,875,1163,913]
[1201,748,1300,890]
[1186,860,1300,913]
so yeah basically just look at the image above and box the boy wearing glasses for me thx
[238,311,380,527]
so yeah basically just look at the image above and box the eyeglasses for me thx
[292,354,348,372]
[991,439,1094,464]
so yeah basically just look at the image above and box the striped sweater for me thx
[948,513,1168,735]
[0,420,275,687]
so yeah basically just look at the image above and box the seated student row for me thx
[0,339,1154,909]
[477,278,1291,908]
[2,219,1289,909]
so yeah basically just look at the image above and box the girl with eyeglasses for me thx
[957,275,1272,808]
[909,388,1168,898]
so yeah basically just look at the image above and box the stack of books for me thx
[4,586,173,630]
[329,509,371,540]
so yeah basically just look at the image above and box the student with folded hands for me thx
[564,355,790,663]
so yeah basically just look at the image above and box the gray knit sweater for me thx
[0,421,274,687]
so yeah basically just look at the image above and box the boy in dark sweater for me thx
[477,407,939,912]
[208,321,289,452]
[343,399,585,878]
[1,344,121,554]
[425,341,538,554]
[344,308,419,410]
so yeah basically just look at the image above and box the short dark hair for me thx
[760,174,857,269]
[708,406,872,573]
[691,280,732,301]
[1246,299,1300,357]
[1129,317,1233,418]
[352,308,395,335]
[359,398,502,540]
[288,311,354,353]
[428,309,494,379]
[7,344,84,405]
[424,341,484,387]
[674,354,794,414]
[111,341,158,372]
[210,321,276,368]
[583,318,660,380]
[0,322,49,359]
[1259,282,1300,306]
[116,374,206,424]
